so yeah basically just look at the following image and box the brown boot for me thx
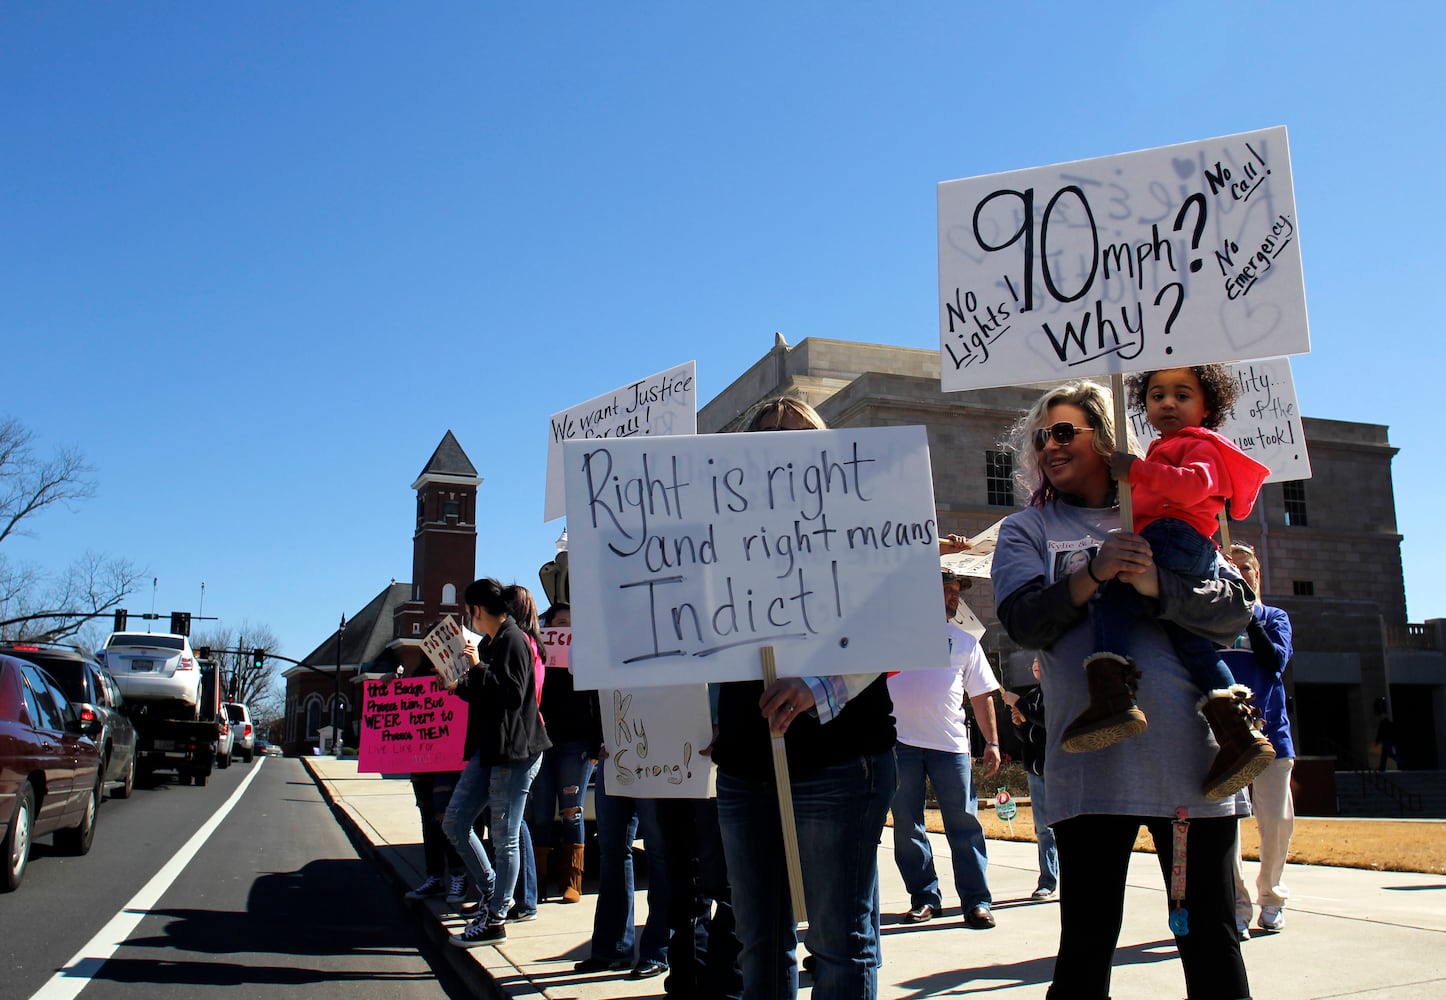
[1060,653,1149,752]
[562,843,586,903]
[1200,685,1276,800]
[534,845,552,902]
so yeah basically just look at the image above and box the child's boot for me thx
[1200,684,1276,800]
[1060,652,1149,752]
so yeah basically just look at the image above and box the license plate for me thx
[154,739,175,750]
[131,660,154,672]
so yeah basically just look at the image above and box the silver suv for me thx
[223,702,255,762]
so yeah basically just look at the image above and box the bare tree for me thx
[192,621,285,715]
[0,418,146,642]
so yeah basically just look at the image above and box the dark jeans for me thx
[1093,517,1233,694]
[1050,813,1250,1000]
[588,767,669,965]
[656,797,743,999]
[411,771,465,877]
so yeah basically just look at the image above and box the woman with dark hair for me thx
[443,578,552,947]
[709,396,897,1000]
[991,379,1254,1000]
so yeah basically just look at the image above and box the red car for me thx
[2,653,104,892]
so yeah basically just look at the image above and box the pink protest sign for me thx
[358,674,468,774]
[542,626,571,670]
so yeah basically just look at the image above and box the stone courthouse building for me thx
[699,335,1446,778]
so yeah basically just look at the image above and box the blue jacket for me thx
[1221,602,1294,758]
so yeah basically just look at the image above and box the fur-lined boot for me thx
[1060,652,1149,752]
[1200,684,1276,800]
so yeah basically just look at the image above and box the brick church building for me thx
[281,431,479,755]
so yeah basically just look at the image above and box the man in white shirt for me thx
[887,569,1002,929]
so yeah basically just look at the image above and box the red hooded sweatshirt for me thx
[1128,426,1270,539]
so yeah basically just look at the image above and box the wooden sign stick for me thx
[760,646,809,925]
[1111,374,1134,528]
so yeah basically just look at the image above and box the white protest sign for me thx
[544,361,698,522]
[562,426,947,688]
[541,625,571,670]
[941,519,1004,581]
[419,615,469,687]
[938,126,1310,391]
[600,685,715,799]
[1126,356,1311,483]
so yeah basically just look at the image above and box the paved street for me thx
[4,757,467,1000]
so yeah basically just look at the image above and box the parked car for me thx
[97,632,205,718]
[1,654,104,892]
[0,643,137,800]
[215,713,234,768]
[223,703,255,762]
[253,738,281,757]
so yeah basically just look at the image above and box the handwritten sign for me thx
[601,685,715,799]
[1127,356,1311,483]
[562,426,947,688]
[941,519,1004,581]
[938,126,1310,391]
[542,626,571,670]
[419,615,469,687]
[358,675,467,774]
[544,361,698,522]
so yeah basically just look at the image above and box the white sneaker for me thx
[1257,906,1284,932]
[446,874,468,903]
[1236,919,1251,941]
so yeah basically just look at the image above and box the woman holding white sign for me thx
[443,579,552,948]
[710,396,897,1000]
[991,381,1252,1000]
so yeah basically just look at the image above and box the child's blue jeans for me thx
[1091,517,1234,694]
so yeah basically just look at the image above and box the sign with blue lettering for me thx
[938,126,1310,391]
[562,426,947,688]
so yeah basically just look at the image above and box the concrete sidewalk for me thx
[303,756,1446,999]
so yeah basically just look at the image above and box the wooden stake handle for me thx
[761,647,808,925]
[1111,373,1134,528]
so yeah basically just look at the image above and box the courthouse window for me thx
[986,451,1015,506]
[1283,480,1308,526]
[1293,580,1315,596]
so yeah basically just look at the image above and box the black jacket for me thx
[452,619,552,765]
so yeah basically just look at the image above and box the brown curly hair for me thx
[1124,365,1237,430]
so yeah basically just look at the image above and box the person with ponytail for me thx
[443,578,552,947]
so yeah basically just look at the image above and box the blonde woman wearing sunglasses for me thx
[991,379,1254,1000]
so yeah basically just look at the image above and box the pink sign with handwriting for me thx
[358,675,468,774]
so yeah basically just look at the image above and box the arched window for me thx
[442,583,457,605]
[303,695,323,737]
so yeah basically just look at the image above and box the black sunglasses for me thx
[1033,421,1095,450]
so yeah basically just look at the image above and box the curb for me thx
[301,757,507,1000]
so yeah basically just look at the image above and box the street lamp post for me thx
[333,613,346,756]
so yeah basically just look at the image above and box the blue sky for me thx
[4,2,1442,668]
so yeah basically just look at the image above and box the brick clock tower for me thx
[391,430,480,667]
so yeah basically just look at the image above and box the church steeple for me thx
[394,431,480,643]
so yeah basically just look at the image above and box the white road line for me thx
[30,761,268,1000]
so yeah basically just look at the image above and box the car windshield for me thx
[108,634,185,651]
[225,704,246,721]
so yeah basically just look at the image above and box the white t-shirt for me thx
[889,622,1000,754]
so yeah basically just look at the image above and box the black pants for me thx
[655,798,743,1000]
[1048,813,1250,1000]
[411,771,465,876]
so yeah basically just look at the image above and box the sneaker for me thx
[507,905,538,922]
[1236,920,1251,941]
[1257,906,1285,932]
[450,917,506,947]
[902,903,936,924]
[404,875,445,899]
[445,874,468,903]
[1030,886,1056,901]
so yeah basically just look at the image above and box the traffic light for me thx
[170,611,192,636]
[113,608,128,631]
[197,646,212,660]
[252,648,265,670]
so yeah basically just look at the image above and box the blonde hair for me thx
[1229,543,1260,575]
[1006,380,1139,507]
[743,396,827,432]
